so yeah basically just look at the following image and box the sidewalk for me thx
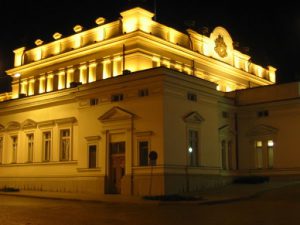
[0,180,299,205]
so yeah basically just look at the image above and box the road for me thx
[0,184,300,225]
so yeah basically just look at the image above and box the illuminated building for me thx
[0,7,292,196]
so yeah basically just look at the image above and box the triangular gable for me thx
[22,119,37,129]
[98,106,135,122]
[183,112,205,124]
[246,124,278,137]
[219,124,235,135]
[6,121,21,131]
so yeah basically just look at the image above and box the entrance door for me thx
[109,142,125,194]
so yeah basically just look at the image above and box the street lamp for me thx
[14,73,21,98]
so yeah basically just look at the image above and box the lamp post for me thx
[14,73,21,98]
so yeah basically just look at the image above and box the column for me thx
[113,56,122,77]
[79,64,88,84]
[66,67,74,88]
[88,61,97,83]
[102,59,112,79]
[58,70,66,90]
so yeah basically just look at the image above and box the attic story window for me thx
[187,92,197,102]
[257,110,269,118]
[90,98,99,106]
[111,94,123,102]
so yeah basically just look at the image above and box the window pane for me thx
[43,132,51,161]
[89,145,97,168]
[60,129,70,161]
[139,141,148,166]
[27,134,34,162]
[12,136,18,163]
[188,130,198,166]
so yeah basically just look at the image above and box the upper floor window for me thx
[138,89,149,97]
[187,92,197,102]
[90,98,99,106]
[111,94,123,102]
[257,110,269,118]
[60,129,71,161]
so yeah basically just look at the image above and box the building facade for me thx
[0,7,297,196]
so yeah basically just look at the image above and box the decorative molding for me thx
[85,136,101,141]
[246,124,278,137]
[135,131,153,137]
[98,106,135,122]
[219,124,235,135]
[55,117,77,125]
[38,120,55,128]
[22,119,37,129]
[6,121,21,131]
[183,111,205,124]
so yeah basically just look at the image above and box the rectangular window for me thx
[139,141,149,166]
[187,93,197,102]
[222,111,228,118]
[188,130,198,166]
[60,129,71,161]
[27,134,34,162]
[257,110,269,117]
[88,145,97,168]
[110,142,125,154]
[138,89,149,97]
[256,140,263,169]
[90,98,99,106]
[43,131,51,161]
[111,94,123,102]
[11,136,18,163]
[0,137,3,164]
[267,140,274,168]
[221,140,227,170]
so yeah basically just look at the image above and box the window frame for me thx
[187,129,199,167]
[42,130,52,162]
[59,128,72,161]
[10,134,18,164]
[26,133,34,163]
[88,144,98,168]
[138,140,150,166]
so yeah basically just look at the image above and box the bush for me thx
[234,176,269,184]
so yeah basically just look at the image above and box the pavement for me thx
[0,180,299,205]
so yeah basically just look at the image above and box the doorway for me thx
[109,142,125,194]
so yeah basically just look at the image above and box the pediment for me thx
[246,124,278,137]
[219,124,235,135]
[183,112,204,124]
[6,121,21,131]
[22,119,37,129]
[98,107,135,122]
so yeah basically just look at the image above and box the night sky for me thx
[0,0,299,92]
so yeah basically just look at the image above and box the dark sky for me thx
[0,0,299,91]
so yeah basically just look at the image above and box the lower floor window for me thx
[139,141,149,166]
[89,145,97,168]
